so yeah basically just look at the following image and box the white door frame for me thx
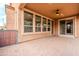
[58,17,76,38]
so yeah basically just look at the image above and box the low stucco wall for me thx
[18,32,51,42]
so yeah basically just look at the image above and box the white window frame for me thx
[22,8,54,35]
[58,17,76,38]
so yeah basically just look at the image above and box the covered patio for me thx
[0,3,79,56]
[6,3,79,42]
[0,36,79,56]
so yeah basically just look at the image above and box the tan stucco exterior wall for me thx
[6,4,22,42]
[18,9,23,42]
[6,5,16,30]
[54,19,58,36]
[17,8,52,42]
[21,32,51,42]
[6,4,52,42]
[75,15,79,37]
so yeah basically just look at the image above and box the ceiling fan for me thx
[55,9,64,16]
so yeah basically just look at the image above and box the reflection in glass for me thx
[60,20,73,35]
[35,15,41,32]
[48,20,50,31]
[24,11,33,32]
[43,18,47,31]
[66,20,73,34]
[60,20,65,34]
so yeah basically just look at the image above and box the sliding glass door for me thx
[60,19,73,35]
[66,20,73,35]
[60,20,65,34]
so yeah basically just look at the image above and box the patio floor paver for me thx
[0,36,79,56]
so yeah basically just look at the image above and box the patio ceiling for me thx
[24,3,79,19]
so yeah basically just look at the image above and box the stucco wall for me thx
[20,32,51,42]
[17,8,52,42]
[6,4,53,43]
[53,19,58,36]
[76,15,79,37]
[6,4,79,43]
[6,5,16,30]
[17,9,23,42]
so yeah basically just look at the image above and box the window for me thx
[51,21,53,34]
[35,15,41,32]
[24,11,33,32]
[48,20,50,31]
[24,10,52,33]
[42,18,47,31]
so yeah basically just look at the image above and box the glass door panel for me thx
[66,20,73,35]
[60,20,73,35]
[51,21,53,34]
[60,20,65,35]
